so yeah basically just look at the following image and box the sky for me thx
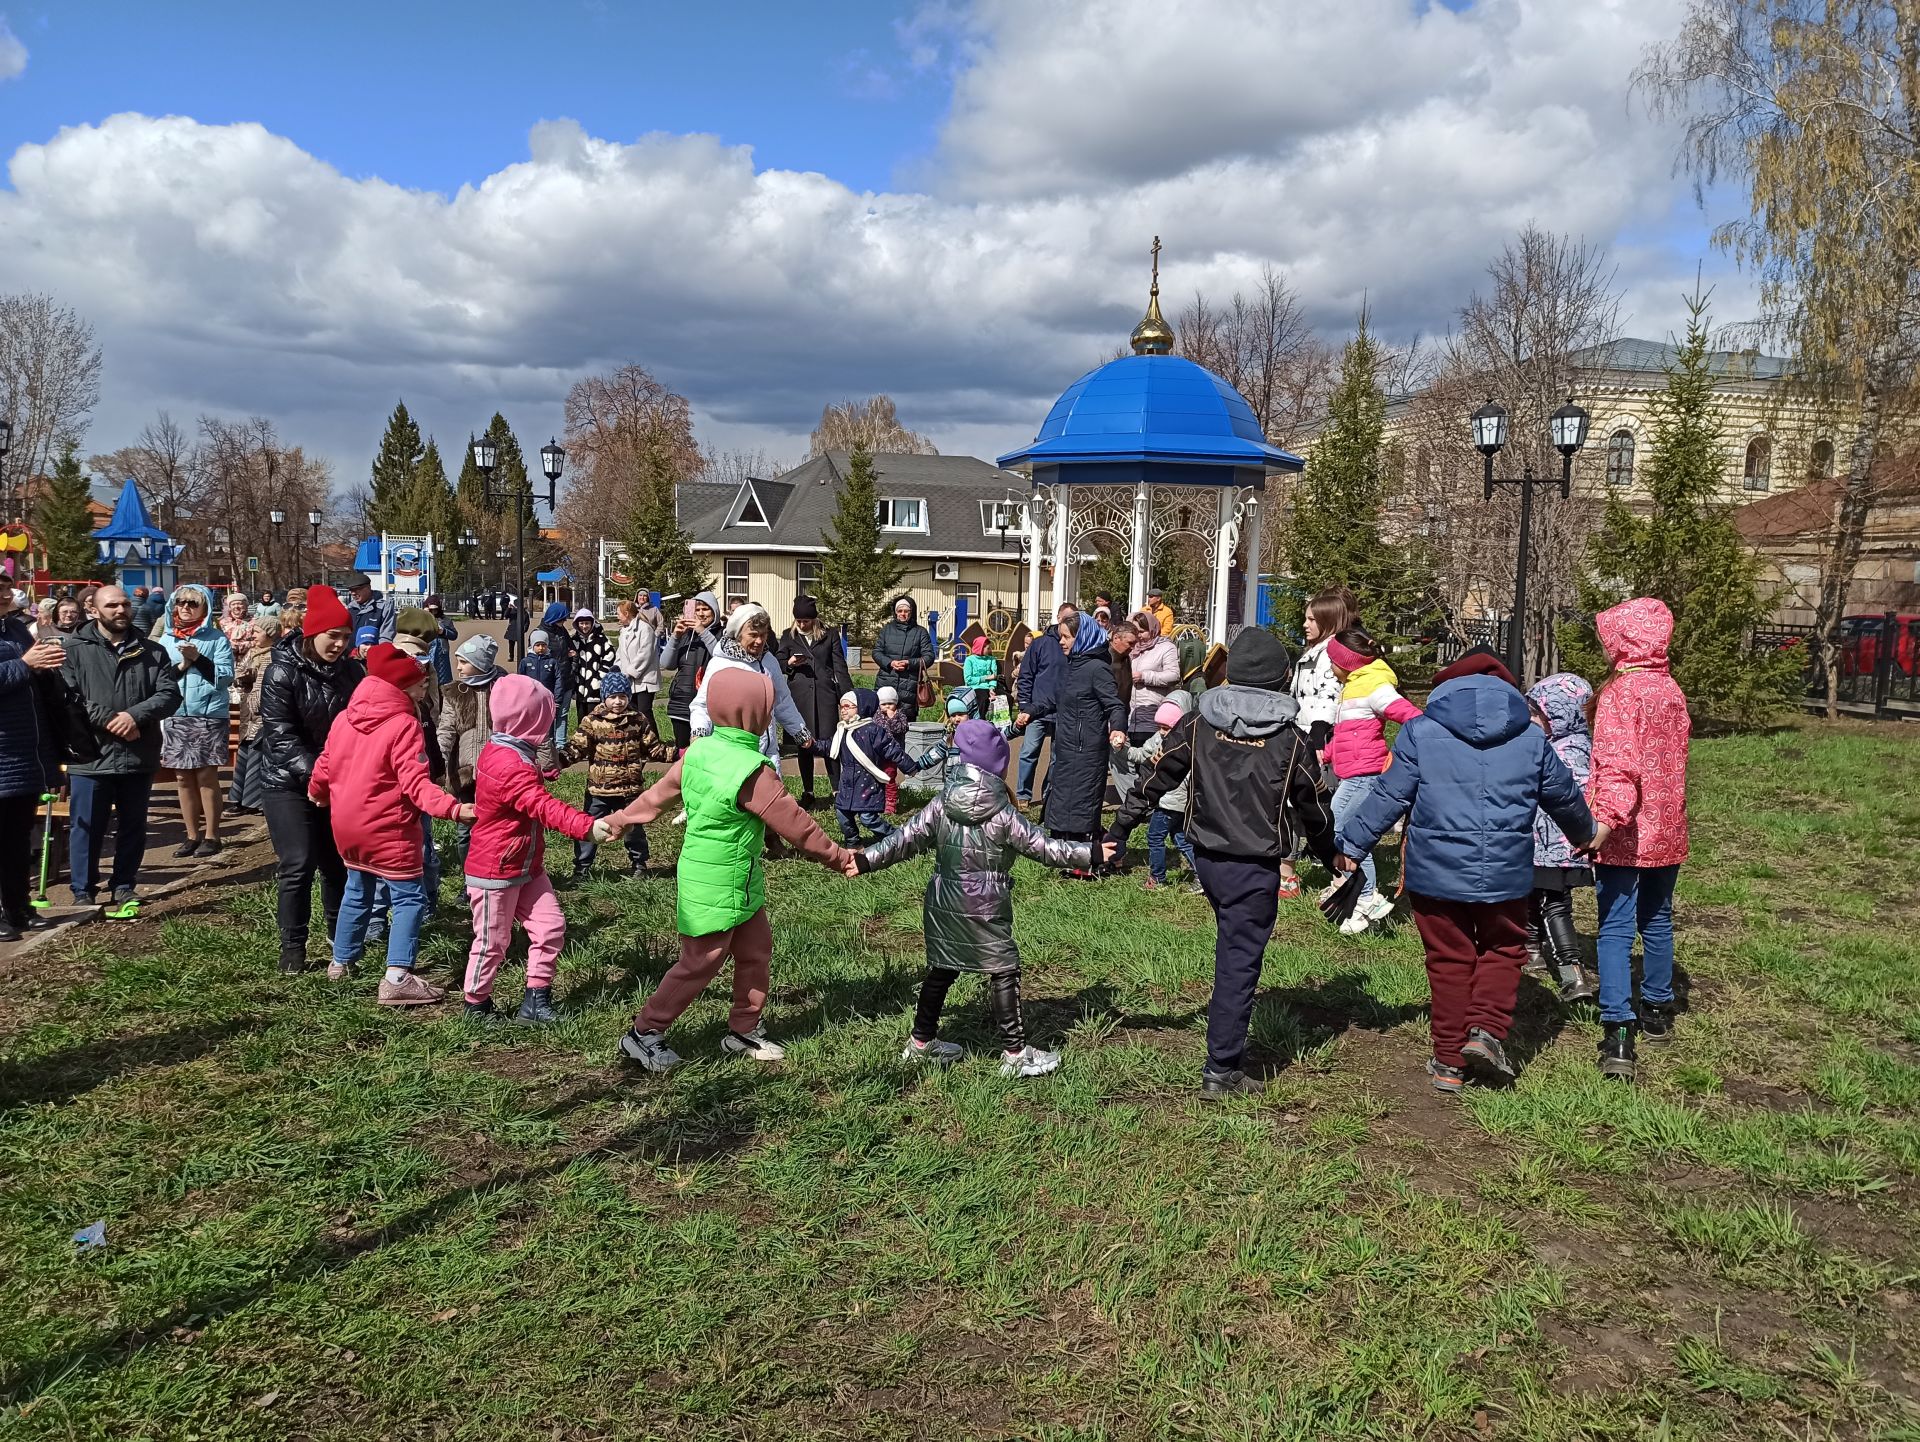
[0,0,1748,511]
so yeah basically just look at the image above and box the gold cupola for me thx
[1129,234,1175,355]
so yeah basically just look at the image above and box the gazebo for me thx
[997,241,1304,641]
[91,479,183,594]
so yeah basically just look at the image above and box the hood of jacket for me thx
[1338,656,1401,699]
[940,762,1009,824]
[709,666,773,733]
[887,594,919,627]
[489,673,555,745]
[853,686,879,719]
[1424,674,1533,748]
[1597,596,1673,671]
[72,620,144,655]
[1527,672,1593,742]
[342,673,417,735]
[539,601,569,629]
[167,583,219,636]
[692,589,721,621]
[1197,683,1300,738]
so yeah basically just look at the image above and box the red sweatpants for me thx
[1410,893,1529,1068]
[636,907,773,1036]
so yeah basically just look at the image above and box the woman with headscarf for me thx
[157,583,236,857]
[219,590,258,656]
[1029,611,1126,865]
[872,594,935,717]
[662,590,722,750]
[690,604,813,761]
[1127,610,1181,742]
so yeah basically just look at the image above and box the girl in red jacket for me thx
[461,672,620,1023]
[309,644,473,1007]
[1585,598,1692,1082]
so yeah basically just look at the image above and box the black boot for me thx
[515,986,560,1024]
[1639,1001,1675,1045]
[277,950,310,976]
[1537,889,1593,1000]
[1598,1021,1637,1082]
[985,972,1026,1054]
[464,996,503,1025]
[1201,1066,1264,1098]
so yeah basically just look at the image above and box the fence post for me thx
[1875,611,1897,716]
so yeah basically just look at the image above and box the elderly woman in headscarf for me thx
[689,603,814,761]
[1029,610,1126,866]
[1127,609,1181,743]
[220,590,259,657]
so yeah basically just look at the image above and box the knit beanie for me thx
[953,719,1009,774]
[1432,645,1518,689]
[726,602,770,639]
[1154,700,1187,729]
[393,608,440,643]
[457,633,499,671]
[792,595,818,620]
[875,685,899,705]
[1224,627,1292,691]
[946,694,969,716]
[528,629,548,647]
[364,642,425,691]
[302,585,351,637]
[488,673,554,745]
[600,670,631,698]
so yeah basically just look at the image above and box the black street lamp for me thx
[0,417,12,526]
[472,431,565,617]
[1472,395,1589,684]
[270,508,288,591]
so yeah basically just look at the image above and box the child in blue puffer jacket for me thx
[1526,673,1598,1004]
[1337,671,1594,1094]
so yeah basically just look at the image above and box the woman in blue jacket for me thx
[1336,671,1593,1092]
[157,584,236,857]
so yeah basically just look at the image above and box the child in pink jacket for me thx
[461,673,619,1023]
[1324,628,1423,932]
[1585,598,1692,1083]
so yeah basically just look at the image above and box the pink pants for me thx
[464,873,566,1002]
[636,907,773,1036]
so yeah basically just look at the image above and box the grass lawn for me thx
[2,721,1918,1440]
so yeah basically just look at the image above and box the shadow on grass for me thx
[0,1016,261,1112]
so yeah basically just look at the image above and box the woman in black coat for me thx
[1032,612,1126,849]
[777,595,853,803]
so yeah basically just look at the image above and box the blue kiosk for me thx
[997,240,1304,641]
[91,479,183,594]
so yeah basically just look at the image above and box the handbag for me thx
[915,677,934,711]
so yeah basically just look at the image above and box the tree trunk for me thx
[1813,394,1882,720]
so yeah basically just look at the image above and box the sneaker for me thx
[1184,881,1206,896]
[1000,1045,1061,1078]
[326,960,356,982]
[1461,1027,1515,1077]
[1360,891,1396,924]
[464,997,503,1025]
[1338,909,1375,936]
[901,1036,965,1065]
[1598,1021,1637,1082]
[1557,967,1597,1004]
[514,987,561,1024]
[1200,1066,1263,1097]
[377,971,446,1007]
[721,1027,786,1061]
[70,888,97,908]
[619,1028,682,1073]
[1427,1057,1466,1094]
[105,887,139,919]
[1639,1002,1676,1045]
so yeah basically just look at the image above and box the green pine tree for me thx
[366,401,424,534]
[815,444,905,645]
[1558,293,1801,725]
[34,445,110,583]
[406,436,458,543]
[1277,313,1429,641]
[483,413,537,538]
[619,433,709,602]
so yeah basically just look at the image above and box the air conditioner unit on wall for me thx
[933,561,961,582]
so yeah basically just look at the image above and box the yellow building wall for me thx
[707,552,1029,639]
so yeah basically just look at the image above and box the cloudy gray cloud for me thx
[0,0,1738,492]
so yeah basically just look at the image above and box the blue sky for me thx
[0,0,955,194]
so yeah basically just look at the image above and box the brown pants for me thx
[637,907,773,1035]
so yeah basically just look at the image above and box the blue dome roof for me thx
[998,354,1303,475]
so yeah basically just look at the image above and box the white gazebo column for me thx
[1050,483,1074,619]
[1022,492,1046,628]
[1238,491,1263,631]
[1209,484,1239,643]
[1127,481,1150,615]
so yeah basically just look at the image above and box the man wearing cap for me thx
[1146,587,1177,641]
[343,573,396,646]
[1103,627,1337,1098]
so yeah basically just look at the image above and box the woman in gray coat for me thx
[855,720,1090,1078]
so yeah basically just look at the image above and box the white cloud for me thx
[0,17,27,82]
[0,0,1738,495]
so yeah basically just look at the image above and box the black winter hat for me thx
[792,595,819,620]
[1225,627,1292,691]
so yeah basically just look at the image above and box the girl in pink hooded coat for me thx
[1586,597,1691,1082]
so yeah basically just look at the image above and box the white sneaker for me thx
[1338,910,1375,936]
[902,1036,965,1065]
[1362,891,1396,923]
[326,961,356,982]
[619,1029,682,1073]
[1000,1045,1061,1078]
[720,1027,786,1062]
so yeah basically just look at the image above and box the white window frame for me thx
[954,580,982,619]
[979,500,1026,537]
[876,497,928,534]
[723,556,751,609]
[797,558,823,597]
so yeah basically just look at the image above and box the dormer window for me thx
[877,497,926,533]
[729,482,770,528]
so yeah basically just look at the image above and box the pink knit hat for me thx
[1154,700,1187,729]
[489,672,555,745]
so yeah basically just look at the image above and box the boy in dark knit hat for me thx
[1105,627,1337,1098]
[560,670,672,877]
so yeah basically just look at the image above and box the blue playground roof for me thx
[91,479,174,542]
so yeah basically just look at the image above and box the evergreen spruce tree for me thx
[619,433,709,602]
[815,444,904,644]
[483,413,537,538]
[406,436,458,545]
[34,445,109,583]
[366,401,425,534]
[1558,294,1801,725]
[1277,314,1428,640]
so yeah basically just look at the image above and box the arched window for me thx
[1808,439,1835,478]
[1605,429,1635,487]
[1744,436,1773,492]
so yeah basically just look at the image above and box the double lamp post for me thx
[1470,395,1590,685]
[471,434,564,612]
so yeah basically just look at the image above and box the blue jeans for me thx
[1595,863,1680,1024]
[1146,809,1195,882]
[837,808,893,844]
[1331,774,1380,897]
[334,869,428,971]
[69,772,154,897]
[370,815,439,940]
[1016,719,1050,801]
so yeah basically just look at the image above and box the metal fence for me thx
[1434,619,1509,665]
[1760,613,1920,719]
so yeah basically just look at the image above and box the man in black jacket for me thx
[61,585,182,914]
[1014,602,1075,806]
[871,595,934,718]
[1104,627,1335,1098]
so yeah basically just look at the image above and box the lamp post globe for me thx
[472,435,498,474]
[1470,399,1508,457]
[540,439,564,484]
[270,509,286,528]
